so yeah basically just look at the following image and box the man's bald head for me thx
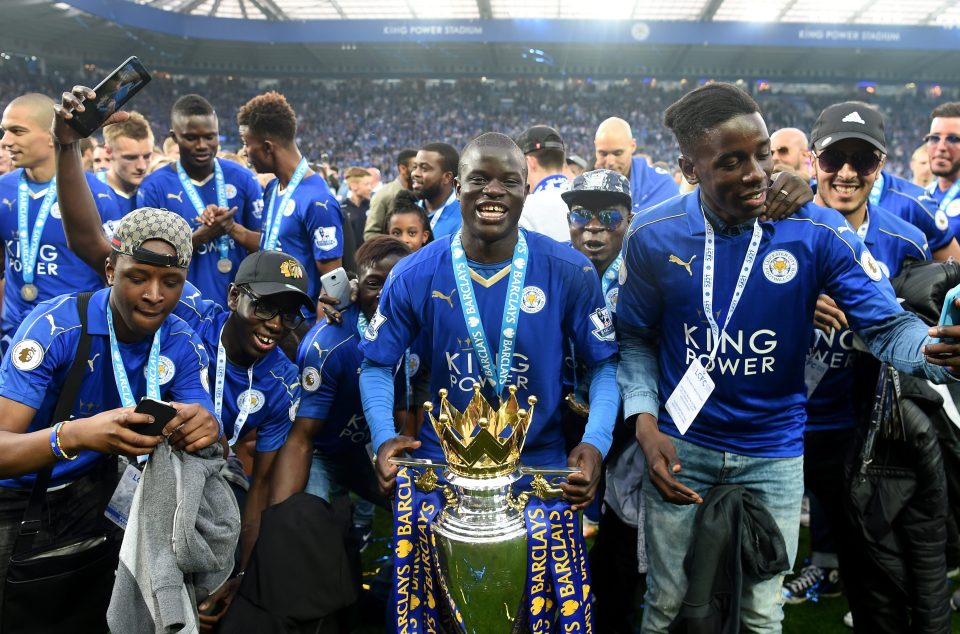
[4,93,54,130]
[1,93,55,172]
[594,117,637,177]
[770,127,811,177]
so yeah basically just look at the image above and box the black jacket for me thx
[667,485,788,634]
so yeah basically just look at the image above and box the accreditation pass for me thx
[664,358,715,435]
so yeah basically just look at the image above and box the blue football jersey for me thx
[175,304,298,453]
[876,171,951,252]
[0,169,122,340]
[109,186,139,216]
[297,304,411,453]
[425,194,463,239]
[0,288,213,488]
[926,181,960,240]
[360,230,618,469]
[138,159,264,307]
[618,190,908,458]
[261,173,343,316]
[629,157,679,214]
[806,205,929,431]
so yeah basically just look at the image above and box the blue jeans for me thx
[641,436,803,634]
[305,450,386,527]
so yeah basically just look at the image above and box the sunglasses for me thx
[567,208,626,229]
[237,286,304,330]
[924,134,960,147]
[815,149,882,177]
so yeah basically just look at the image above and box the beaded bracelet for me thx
[52,421,78,461]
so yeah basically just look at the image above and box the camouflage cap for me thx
[110,207,193,269]
[561,168,632,209]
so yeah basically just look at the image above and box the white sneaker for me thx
[842,611,853,628]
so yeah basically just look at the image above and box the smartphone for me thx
[132,398,178,437]
[321,267,352,309]
[938,283,960,341]
[65,56,151,138]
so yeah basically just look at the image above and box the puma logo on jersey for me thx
[87,353,100,372]
[46,314,65,336]
[315,201,328,209]
[167,192,184,203]
[186,291,202,303]
[668,254,696,276]
[96,193,111,199]
[312,342,329,358]
[432,288,456,308]
[1,198,13,210]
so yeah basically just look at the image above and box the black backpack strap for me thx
[15,291,96,553]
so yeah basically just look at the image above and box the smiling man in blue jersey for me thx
[238,92,344,320]
[359,132,620,509]
[594,117,678,213]
[100,112,154,216]
[412,142,462,240]
[784,103,932,610]
[0,93,121,348]
[924,102,960,238]
[270,237,414,525]
[616,83,960,634]
[138,94,264,307]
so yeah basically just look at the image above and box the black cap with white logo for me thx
[810,102,886,154]
[515,125,565,155]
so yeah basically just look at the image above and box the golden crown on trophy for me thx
[424,384,537,478]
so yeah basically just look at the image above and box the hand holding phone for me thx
[937,283,960,342]
[320,267,352,310]
[132,398,179,437]
[64,56,151,138]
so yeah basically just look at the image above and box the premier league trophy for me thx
[390,384,593,634]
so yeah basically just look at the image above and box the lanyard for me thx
[17,173,57,286]
[177,159,229,261]
[358,311,412,409]
[868,172,883,208]
[105,302,161,407]
[450,230,528,397]
[215,325,256,447]
[701,206,763,363]
[427,190,457,231]
[533,173,567,194]
[262,158,309,251]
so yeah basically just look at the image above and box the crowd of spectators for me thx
[0,61,951,180]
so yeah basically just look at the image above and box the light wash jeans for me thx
[641,435,803,634]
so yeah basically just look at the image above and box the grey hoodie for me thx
[108,442,240,633]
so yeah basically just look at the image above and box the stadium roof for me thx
[132,0,960,24]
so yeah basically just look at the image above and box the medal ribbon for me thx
[262,158,309,250]
[564,508,593,633]
[601,253,622,307]
[933,177,960,214]
[176,159,230,264]
[427,190,457,231]
[17,173,58,287]
[450,230,528,398]
[701,205,763,364]
[215,325,256,447]
[525,497,555,634]
[533,174,568,194]
[868,172,883,208]
[105,302,161,407]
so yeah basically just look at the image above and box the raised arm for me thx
[52,85,119,279]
